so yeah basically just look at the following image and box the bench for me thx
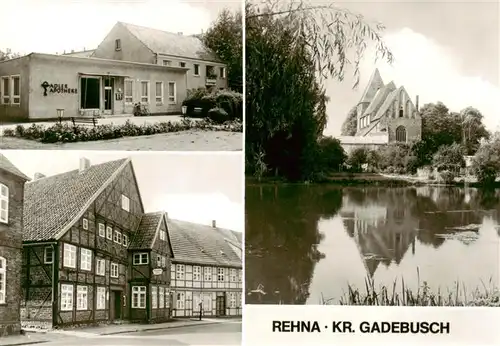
[70,117,99,127]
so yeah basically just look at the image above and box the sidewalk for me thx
[0,318,238,346]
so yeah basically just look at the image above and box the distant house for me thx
[0,22,227,122]
[0,154,30,336]
[168,219,242,318]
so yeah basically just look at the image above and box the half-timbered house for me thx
[20,157,173,329]
[0,154,30,336]
[168,220,242,318]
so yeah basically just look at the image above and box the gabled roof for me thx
[168,219,241,267]
[362,81,397,117]
[129,211,170,250]
[0,154,30,181]
[359,69,384,103]
[23,158,129,242]
[119,22,220,62]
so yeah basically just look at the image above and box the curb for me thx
[100,320,221,336]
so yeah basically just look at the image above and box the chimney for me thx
[79,157,91,173]
[34,172,46,180]
[415,95,419,112]
[212,220,216,228]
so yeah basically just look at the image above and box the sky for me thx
[2,150,244,232]
[1,0,241,55]
[321,0,500,136]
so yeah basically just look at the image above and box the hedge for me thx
[3,118,242,144]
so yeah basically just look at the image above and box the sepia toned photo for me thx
[0,150,242,344]
[245,0,500,307]
[0,0,242,151]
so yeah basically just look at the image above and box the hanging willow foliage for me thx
[245,0,394,181]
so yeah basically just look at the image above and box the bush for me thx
[439,170,456,184]
[208,107,230,124]
[3,119,242,144]
[182,88,243,120]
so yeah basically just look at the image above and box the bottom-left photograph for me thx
[0,150,243,345]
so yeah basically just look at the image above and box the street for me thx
[27,321,242,346]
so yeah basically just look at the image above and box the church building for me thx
[354,68,422,143]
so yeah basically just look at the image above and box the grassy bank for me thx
[245,173,500,188]
[322,273,499,307]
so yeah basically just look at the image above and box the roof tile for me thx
[0,154,30,181]
[129,211,163,249]
[23,158,128,242]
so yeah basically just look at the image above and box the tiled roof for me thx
[120,22,220,62]
[23,158,128,242]
[359,68,384,103]
[0,154,30,181]
[129,211,164,249]
[168,219,241,267]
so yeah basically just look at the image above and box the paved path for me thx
[0,320,241,346]
[0,131,242,151]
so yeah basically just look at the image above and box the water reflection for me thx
[245,184,500,305]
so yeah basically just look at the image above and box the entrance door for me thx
[216,294,226,317]
[111,290,122,321]
[103,77,114,115]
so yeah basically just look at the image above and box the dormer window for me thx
[0,184,8,224]
[115,39,121,51]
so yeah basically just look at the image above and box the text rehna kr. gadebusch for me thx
[272,320,450,334]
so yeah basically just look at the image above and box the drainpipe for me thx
[51,242,59,328]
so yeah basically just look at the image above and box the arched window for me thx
[0,184,8,224]
[0,257,6,304]
[399,107,404,118]
[396,126,407,142]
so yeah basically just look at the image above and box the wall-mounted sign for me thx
[152,268,163,275]
[41,81,77,96]
[115,92,123,101]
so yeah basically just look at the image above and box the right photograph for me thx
[245,0,500,306]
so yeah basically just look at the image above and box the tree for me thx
[246,0,394,181]
[0,49,21,61]
[432,143,466,172]
[459,106,490,155]
[340,106,358,136]
[316,136,347,173]
[347,148,368,172]
[203,9,243,92]
[472,137,500,186]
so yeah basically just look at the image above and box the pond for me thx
[245,183,500,305]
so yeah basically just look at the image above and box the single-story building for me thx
[0,53,189,122]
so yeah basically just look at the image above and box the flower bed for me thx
[2,118,242,144]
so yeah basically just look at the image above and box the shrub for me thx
[208,107,230,124]
[3,118,242,144]
[439,170,456,184]
[182,88,243,120]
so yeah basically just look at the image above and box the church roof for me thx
[359,68,384,104]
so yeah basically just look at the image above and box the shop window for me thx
[140,81,149,103]
[80,77,100,109]
[155,82,163,104]
[124,79,133,103]
[168,82,176,104]
[1,77,10,104]
[12,76,20,104]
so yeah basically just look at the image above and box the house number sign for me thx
[41,81,77,96]
[152,268,163,275]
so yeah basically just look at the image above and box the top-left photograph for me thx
[0,0,243,151]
